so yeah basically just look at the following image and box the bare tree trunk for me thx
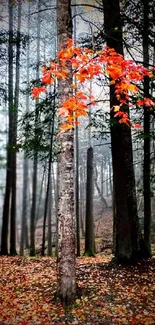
[75,129,80,256]
[20,159,29,255]
[94,162,108,209]
[30,0,41,256]
[20,2,30,256]
[103,0,145,263]
[106,157,109,196]
[47,176,52,256]
[10,0,21,256]
[79,166,85,237]
[84,147,95,256]
[52,163,57,214]
[35,166,46,227]
[1,1,13,255]
[73,0,80,257]
[108,154,113,196]
[143,0,151,257]
[57,0,76,304]
[41,104,55,256]
[100,155,104,196]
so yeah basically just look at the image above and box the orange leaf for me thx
[60,123,74,131]
[71,83,78,89]
[31,87,46,99]
[41,72,52,84]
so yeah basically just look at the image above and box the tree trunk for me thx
[41,105,55,256]
[79,166,85,237]
[84,147,95,256]
[100,155,104,196]
[108,154,113,196]
[143,0,151,257]
[1,1,13,255]
[30,0,41,256]
[47,176,52,256]
[75,115,80,257]
[20,158,29,255]
[103,0,144,263]
[20,2,30,256]
[73,0,80,257]
[57,0,76,304]
[94,162,108,209]
[35,166,46,227]
[10,0,21,256]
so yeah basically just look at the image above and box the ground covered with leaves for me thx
[0,255,155,325]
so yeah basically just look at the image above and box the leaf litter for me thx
[0,255,155,325]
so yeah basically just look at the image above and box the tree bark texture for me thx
[1,1,13,255]
[143,0,151,257]
[103,0,144,263]
[57,0,76,304]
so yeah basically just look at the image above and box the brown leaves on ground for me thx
[0,255,155,325]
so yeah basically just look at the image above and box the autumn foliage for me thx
[0,256,155,325]
[31,39,155,130]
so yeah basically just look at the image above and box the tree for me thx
[84,146,95,256]
[102,0,145,263]
[41,92,56,256]
[30,0,41,257]
[56,0,76,303]
[20,1,30,256]
[1,0,14,255]
[32,6,154,282]
[10,0,21,256]
[143,0,152,257]
[33,38,154,265]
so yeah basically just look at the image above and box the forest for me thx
[0,0,155,324]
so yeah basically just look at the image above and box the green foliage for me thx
[90,108,110,140]
[19,93,59,162]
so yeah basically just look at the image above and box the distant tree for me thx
[1,0,14,255]
[30,0,41,257]
[20,1,30,256]
[84,146,95,256]
[10,0,21,256]
[41,93,56,256]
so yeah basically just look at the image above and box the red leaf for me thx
[132,123,142,129]
[31,87,46,99]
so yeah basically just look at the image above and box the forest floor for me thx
[0,254,155,325]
